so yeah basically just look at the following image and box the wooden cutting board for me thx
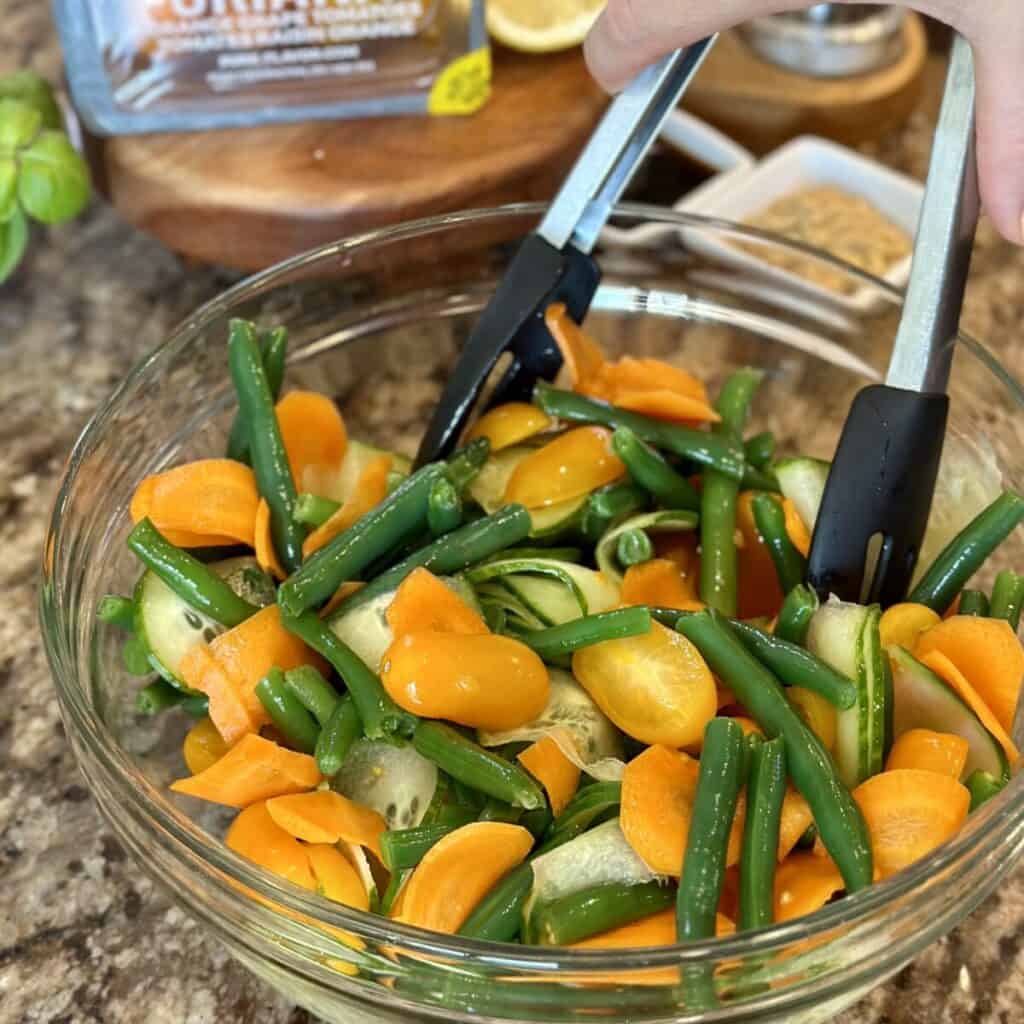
[84,46,608,271]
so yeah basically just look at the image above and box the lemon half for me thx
[487,0,605,54]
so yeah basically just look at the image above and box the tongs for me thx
[414,39,717,468]
[807,34,981,606]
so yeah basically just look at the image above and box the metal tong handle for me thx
[538,37,717,256]
[886,34,980,395]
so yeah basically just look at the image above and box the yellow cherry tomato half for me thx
[467,402,554,451]
[381,631,550,731]
[504,426,625,508]
[572,622,717,748]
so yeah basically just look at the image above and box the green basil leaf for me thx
[0,204,28,284]
[17,131,91,225]
[0,70,62,131]
[0,99,42,155]
[0,157,17,222]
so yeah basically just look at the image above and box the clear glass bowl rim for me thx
[40,201,1024,974]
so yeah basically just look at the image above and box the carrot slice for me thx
[782,498,812,558]
[172,733,321,808]
[885,728,969,778]
[466,402,554,451]
[381,631,549,731]
[275,390,348,493]
[774,852,844,923]
[915,616,1024,733]
[183,716,230,775]
[303,455,391,557]
[226,801,316,890]
[130,459,260,548]
[386,567,489,639]
[266,791,386,861]
[612,389,720,425]
[735,491,785,620]
[518,736,581,815]
[916,649,1019,764]
[879,603,941,652]
[183,605,327,744]
[570,908,734,951]
[787,686,837,753]
[853,768,969,879]
[545,303,609,396]
[180,643,260,744]
[396,822,534,933]
[254,498,287,581]
[504,427,625,509]
[306,844,370,911]
[603,356,709,404]
[573,624,717,749]
[620,559,703,611]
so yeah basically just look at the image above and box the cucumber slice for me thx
[775,457,830,534]
[524,817,661,925]
[308,439,411,504]
[595,510,699,584]
[329,576,483,672]
[889,646,1008,781]
[466,558,619,626]
[478,669,626,781]
[133,556,272,690]
[333,738,438,830]
[806,598,885,787]
[472,581,547,633]
[468,444,590,540]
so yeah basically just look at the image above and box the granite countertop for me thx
[4,4,1024,1022]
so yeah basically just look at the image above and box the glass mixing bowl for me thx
[41,204,1024,1023]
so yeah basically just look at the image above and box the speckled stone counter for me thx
[3,4,1024,1022]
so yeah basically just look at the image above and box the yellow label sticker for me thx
[428,47,492,116]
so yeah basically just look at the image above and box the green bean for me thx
[293,493,341,529]
[283,665,340,728]
[477,798,523,824]
[381,815,477,871]
[537,782,622,854]
[447,438,491,492]
[227,319,305,574]
[278,462,447,616]
[699,370,762,617]
[283,610,415,741]
[427,477,463,537]
[581,482,649,542]
[255,668,320,754]
[412,722,545,811]
[98,595,135,631]
[775,584,820,646]
[958,589,990,617]
[909,492,1024,612]
[738,737,786,932]
[128,519,257,627]
[677,717,746,941]
[499,546,583,563]
[519,608,652,662]
[647,605,686,628]
[135,679,186,715]
[527,881,675,946]
[752,493,807,595]
[181,694,210,717]
[611,427,700,511]
[616,528,654,568]
[741,465,781,493]
[533,383,745,480]
[744,431,776,470]
[333,505,533,615]
[314,694,361,776]
[381,869,411,915]
[966,770,1006,811]
[227,325,288,464]
[728,620,856,710]
[520,807,554,839]
[676,611,873,892]
[458,863,533,941]
[990,570,1024,630]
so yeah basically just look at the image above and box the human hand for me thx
[585,1,1024,244]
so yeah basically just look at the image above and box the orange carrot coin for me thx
[519,737,580,816]
[774,853,844,923]
[275,390,348,492]
[885,728,969,778]
[226,801,316,890]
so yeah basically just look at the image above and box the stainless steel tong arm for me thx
[538,37,717,256]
